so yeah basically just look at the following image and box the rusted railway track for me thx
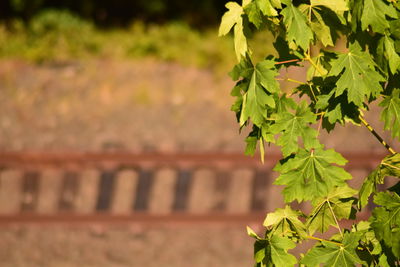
[0,151,385,168]
[0,151,387,226]
[0,213,268,227]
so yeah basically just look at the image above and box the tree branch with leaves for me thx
[220,0,400,266]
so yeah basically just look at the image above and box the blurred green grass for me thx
[0,9,275,73]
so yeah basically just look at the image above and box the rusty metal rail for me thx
[0,212,268,227]
[0,151,387,226]
[0,151,385,168]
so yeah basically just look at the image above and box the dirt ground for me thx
[0,225,255,267]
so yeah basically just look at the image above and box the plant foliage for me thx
[220,0,400,266]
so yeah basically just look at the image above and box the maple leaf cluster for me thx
[220,0,400,266]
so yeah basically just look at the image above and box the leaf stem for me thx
[306,56,326,77]
[306,235,342,246]
[359,115,396,155]
[275,59,302,65]
[275,77,306,85]
[308,84,317,102]
[327,200,343,237]
[287,78,306,85]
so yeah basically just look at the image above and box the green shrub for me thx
[0,9,271,73]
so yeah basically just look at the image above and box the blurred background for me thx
[0,1,398,267]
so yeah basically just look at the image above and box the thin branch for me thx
[287,78,306,85]
[381,162,400,171]
[275,59,302,65]
[306,56,326,77]
[275,77,305,85]
[317,112,325,137]
[359,115,396,155]
[327,200,343,237]
[308,84,317,102]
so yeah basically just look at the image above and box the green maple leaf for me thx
[359,169,385,210]
[310,7,334,47]
[248,228,297,267]
[263,205,307,240]
[270,101,318,156]
[239,59,280,127]
[244,125,275,163]
[281,2,313,50]
[230,55,254,80]
[245,2,263,28]
[380,89,400,140]
[380,35,400,74]
[257,0,280,16]
[328,42,385,107]
[326,104,343,124]
[371,192,400,258]
[300,4,346,48]
[245,0,279,28]
[353,221,383,259]
[245,135,258,156]
[274,147,352,203]
[219,2,248,60]
[314,81,361,128]
[307,185,357,235]
[307,53,329,79]
[301,232,363,267]
[268,235,297,267]
[361,0,397,34]
[310,0,348,15]
[274,93,297,113]
[359,153,400,209]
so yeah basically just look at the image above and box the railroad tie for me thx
[0,169,22,213]
[110,169,138,213]
[226,168,253,213]
[75,169,100,213]
[149,167,177,214]
[37,168,63,213]
[188,168,216,213]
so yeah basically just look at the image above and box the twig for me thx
[317,112,325,137]
[287,78,306,85]
[306,56,326,77]
[359,115,396,155]
[275,59,302,65]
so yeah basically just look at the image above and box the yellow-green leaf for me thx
[361,0,397,34]
[218,2,243,36]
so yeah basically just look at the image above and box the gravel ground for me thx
[0,225,255,267]
[0,59,397,153]
[0,59,241,152]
